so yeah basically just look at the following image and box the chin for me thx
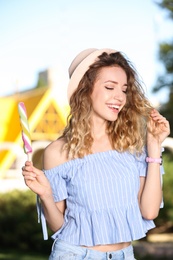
[106,117,118,122]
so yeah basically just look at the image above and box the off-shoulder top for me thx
[38,149,164,245]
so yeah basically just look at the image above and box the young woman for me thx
[22,48,170,260]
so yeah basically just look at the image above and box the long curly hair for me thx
[62,51,153,158]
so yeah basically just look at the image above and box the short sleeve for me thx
[135,151,147,177]
[36,166,69,241]
[44,167,68,202]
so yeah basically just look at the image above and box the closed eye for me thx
[105,86,114,90]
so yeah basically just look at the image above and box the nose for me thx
[113,89,124,101]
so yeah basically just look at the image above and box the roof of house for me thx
[0,86,68,171]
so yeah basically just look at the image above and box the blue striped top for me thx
[41,150,164,245]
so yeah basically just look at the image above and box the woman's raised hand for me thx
[147,109,170,145]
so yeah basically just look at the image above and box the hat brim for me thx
[67,48,117,101]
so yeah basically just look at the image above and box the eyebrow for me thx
[104,80,128,86]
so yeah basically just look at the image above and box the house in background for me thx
[0,68,69,190]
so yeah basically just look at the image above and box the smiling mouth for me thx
[107,104,120,111]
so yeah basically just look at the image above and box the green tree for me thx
[153,0,173,136]
[152,1,173,237]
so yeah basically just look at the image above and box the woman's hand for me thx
[22,161,52,197]
[147,109,170,145]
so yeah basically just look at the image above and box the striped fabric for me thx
[42,150,164,246]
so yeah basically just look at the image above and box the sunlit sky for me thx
[0,0,172,105]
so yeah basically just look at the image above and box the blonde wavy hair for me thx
[62,51,153,158]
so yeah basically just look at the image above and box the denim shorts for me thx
[49,239,136,260]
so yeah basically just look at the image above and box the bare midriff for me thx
[82,242,131,252]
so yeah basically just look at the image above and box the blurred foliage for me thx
[0,250,47,260]
[157,91,173,137]
[154,152,173,228]
[0,190,52,255]
[153,0,173,136]
[158,0,173,18]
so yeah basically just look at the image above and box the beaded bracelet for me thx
[146,157,162,165]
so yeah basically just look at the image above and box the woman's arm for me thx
[22,138,68,232]
[41,138,68,232]
[138,109,170,220]
[138,162,162,220]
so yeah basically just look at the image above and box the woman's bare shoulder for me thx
[43,137,68,170]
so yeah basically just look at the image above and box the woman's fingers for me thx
[148,109,170,143]
[23,172,37,180]
[22,162,42,176]
[150,109,169,126]
[22,162,37,181]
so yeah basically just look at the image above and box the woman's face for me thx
[90,66,127,123]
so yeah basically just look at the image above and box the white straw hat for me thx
[67,48,117,100]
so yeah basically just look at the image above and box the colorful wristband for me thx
[146,157,162,165]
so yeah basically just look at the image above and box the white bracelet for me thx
[146,157,162,165]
